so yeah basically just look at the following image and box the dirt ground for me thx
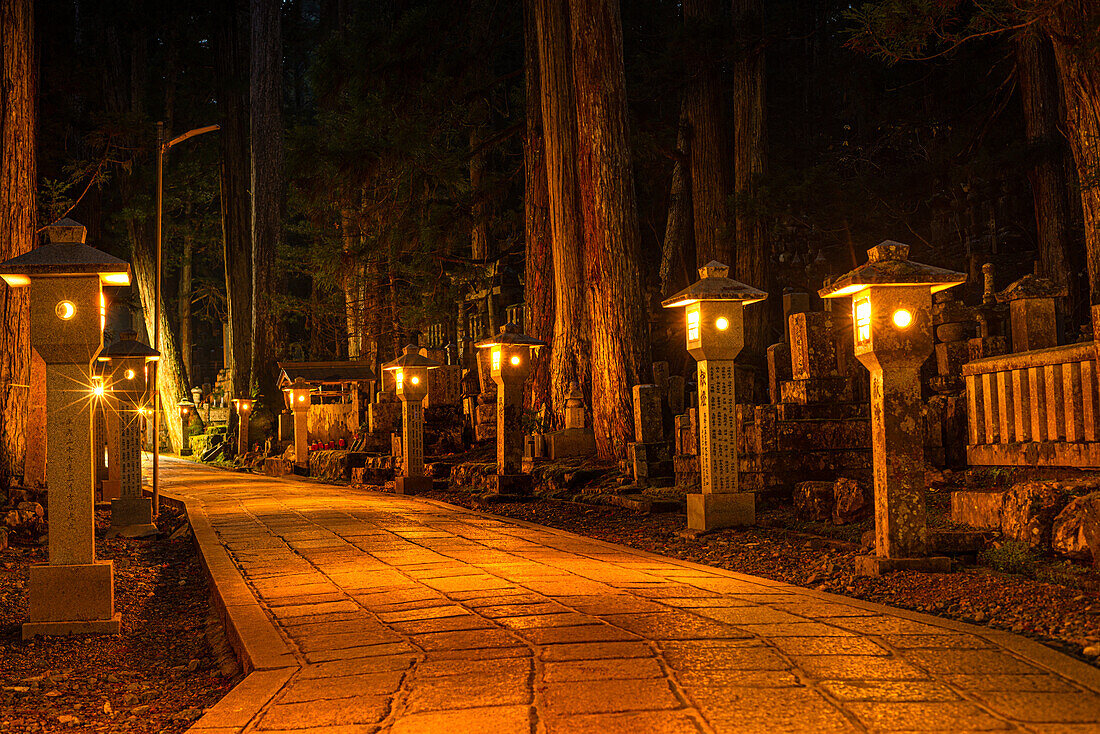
[0,507,236,733]
[420,483,1100,666]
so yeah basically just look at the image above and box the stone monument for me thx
[820,241,966,575]
[0,218,131,637]
[547,382,596,459]
[663,261,768,531]
[382,345,441,494]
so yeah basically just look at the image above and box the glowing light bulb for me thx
[411,376,420,385]
[124,369,135,380]
[510,356,520,366]
[892,309,913,329]
[92,383,105,397]
[55,301,76,320]
[298,395,305,402]
[715,317,729,331]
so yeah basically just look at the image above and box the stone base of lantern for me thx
[489,474,532,496]
[395,476,433,495]
[23,561,120,639]
[855,554,952,577]
[687,492,755,531]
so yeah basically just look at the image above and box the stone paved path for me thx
[160,459,1100,733]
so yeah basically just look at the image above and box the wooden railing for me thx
[963,341,1100,467]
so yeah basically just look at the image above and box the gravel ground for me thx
[420,485,1100,666]
[0,507,236,733]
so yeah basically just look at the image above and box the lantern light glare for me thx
[687,310,700,341]
[892,309,913,328]
[124,369,135,380]
[1,274,30,287]
[55,301,76,320]
[509,355,520,366]
[855,298,872,344]
[491,349,501,371]
[715,317,729,331]
[92,383,105,397]
[410,375,420,385]
[101,272,131,285]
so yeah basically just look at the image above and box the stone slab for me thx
[686,492,755,531]
[26,561,115,624]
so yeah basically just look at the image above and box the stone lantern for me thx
[282,377,315,469]
[176,398,196,455]
[95,330,159,537]
[475,324,548,495]
[662,261,767,531]
[0,218,131,637]
[382,346,441,494]
[820,241,966,575]
[232,398,254,456]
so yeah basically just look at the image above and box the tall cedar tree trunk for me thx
[178,205,193,384]
[683,0,733,267]
[1044,4,1100,325]
[469,0,492,263]
[1017,30,1078,325]
[536,0,590,418]
[660,102,695,298]
[215,0,252,401]
[250,0,284,405]
[341,210,361,358]
[732,0,770,364]
[0,0,34,482]
[569,0,652,458]
[523,0,554,415]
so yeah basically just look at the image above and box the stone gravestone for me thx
[997,274,1066,353]
[547,382,595,459]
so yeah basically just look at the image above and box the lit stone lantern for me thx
[475,324,548,495]
[662,261,767,531]
[382,346,441,494]
[176,398,196,455]
[0,218,131,637]
[282,377,315,469]
[820,241,966,575]
[232,398,254,456]
[96,330,159,537]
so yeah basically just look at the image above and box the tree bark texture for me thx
[1045,3,1100,315]
[523,0,554,416]
[178,214,193,384]
[341,209,362,359]
[0,0,34,482]
[250,0,284,405]
[683,0,734,267]
[215,0,253,401]
[569,0,652,458]
[469,0,493,263]
[1016,29,1078,324]
[732,0,771,363]
[536,0,590,420]
[660,103,696,298]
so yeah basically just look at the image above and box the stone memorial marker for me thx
[547,382,596,459]
[0,219,131,637]
[663,261,768,530]
[820,241,966,575]
[997,273,1066,353]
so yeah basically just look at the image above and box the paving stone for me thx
[789,654,929,680]
[543,657,664,682]
[410,628,522,651]
[901,649,1044,676]
[943,674,1078,693]
[413,656,532,679]
[540,678,680,716]
[541,641,655,661]
[768,636,890,656]
[519,624,642,645]
[675,669,801,687]
[389,705,532,734]
[298,656,417,679]
[495,612,597,629]
[970,691,1100,722]
[277,671,406,703]
[403,673,531,713]
[731,622,856,637]
[388,614,494,634]
[422,646,532,661]
[376,605,471,622]
[603,612,750,640]
[542,710,702,734]
[661,640,788,671]
[256,696,391,729]
[304,641,415,663]
[692,686,856,733]
[844,701,1011,731]
[693,605,810,626]
[477,602,570,618]
[818,679,960,702]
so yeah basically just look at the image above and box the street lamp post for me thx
[153,121,219,515]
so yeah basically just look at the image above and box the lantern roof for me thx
[996,273,1068,303]
[278,360,376,385]
[474,323,549,349]
[177,398,196,409]
[0,219,131,287]
[100,330,159,360]
[661,261,768,308]
[382,345,443,371]
[819,241,966,299]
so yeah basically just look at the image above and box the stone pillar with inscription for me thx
[0,219,132,637]
[663,262,768,531]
